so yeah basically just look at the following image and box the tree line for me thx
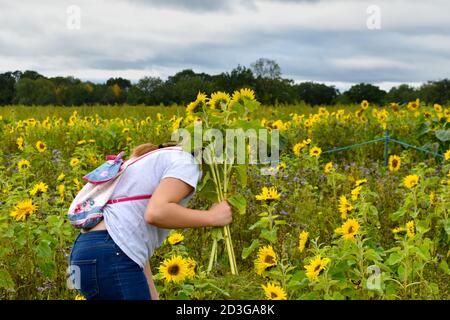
[0,59,449,106]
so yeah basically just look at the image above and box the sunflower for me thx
[18,159,31,171]
[335,218,360,241]
[168,232,184,245]
[351,186,362,201]
[73,178,81,192]
[16,137,24,151]
[231,88,255,106]
[389,155,401,172]
[208,91,230,110]
[186,92,207,113]
[185,257,197,279]
[392,227,403,234]
[70,158,80,168]
[277,162,287,171]
[298,231,309,253]
[57,173,65,181]
[304,256,330,281]
[255,187,280,201]
[361,100,369,110]
[354,179,367,187]
[324,162,333,173]
[309,146,322,158]
[293,143,304,156]
[445,149,450,161]
[407,99,420,110]
[10,199,37,221]
[338,196,352,220]
[406,220,415,239]
[434,104,443,113]
[159,255,188,283]
[303,138,312,145]
[403,174,419,189]
[77,139,87,145]
[261,283,287,300]
[36,140,46,153]
[255,245,277,275]
[57,184,65,202]
[29,182,48,196]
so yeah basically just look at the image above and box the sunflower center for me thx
[348,226,354,233]
[168,265,180,275]
[39,143,44,149]
[392,159,398,167]
[270,292,278,298]
[314,264,321,272]
[264,255,275,264]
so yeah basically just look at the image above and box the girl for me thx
[69,143,232,300]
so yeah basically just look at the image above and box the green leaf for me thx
[390,208,406,221]
[0,270,15,289]
[227,194,247,215]
[439,260,450,275]
[260,228,277,243]
[416,122,431,137]
[435,129,450,142]
[444,219,450,235]
[234,165,247,188]
[35,240,52,259]
[241,239,260,260]
[386,252,403,266]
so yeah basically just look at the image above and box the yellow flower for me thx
[57,184,65,202]
[30,182,48,196]
[168,232,184,245]
[303,138,312,145]
[445,149,450,161]
[429,192,436,206]
[70,158,80,168]
[231,88,255,106]
[159,255,188,283]
[338,196,352,220]
[434,104,443,113]
[389,155,401,172]
[406,220,415,239]
[122,128,129,134]
[354,179,367,187]
[185,257,197,280]
[77,140,86,145]
[57,173,66,181]
[309,146,322,158]
[88,139,96,143]
[293,143,304,156]
[304,256,330,281]
[36,140,47,153]
[10,199,37,221]
[324,162,333,173]
[351,186,362,201]
[74,294,86,300]
[407,98,420,110]
[335,218,360,241]
[16,137,24,151]
[18,159,31,171]
[261,283,287,300]
[298,231,309,253]
[361,100,369,110]
[403,175,419,189]
[255,187,280,201]
[73,178,81,192]
[277,162,287,171]
[392,227,403,234]
[208,91,230,110]
[255,245,277,275]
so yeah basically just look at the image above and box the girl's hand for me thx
[208,201,233,227]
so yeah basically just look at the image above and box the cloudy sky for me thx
[0,0,449,90]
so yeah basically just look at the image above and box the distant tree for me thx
[343,83,387,105]
[106,77,132,90]
[213,65,256,93]
[295,82,339,106]
[255,78,296,105]
[0,72,16,105]
[386,84,419,104]
[127,76,165,105]
[20,70,45,81]
[15,78,56,105]
[419,79,450,105]
[164,69,214,104]
[251,58,281,80]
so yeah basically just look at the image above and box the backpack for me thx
[67,146,182,229]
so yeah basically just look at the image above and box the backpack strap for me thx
[107,194,152,205]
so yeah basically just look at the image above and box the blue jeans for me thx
[69,230,151,300]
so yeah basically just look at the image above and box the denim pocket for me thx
[70,259,99,299]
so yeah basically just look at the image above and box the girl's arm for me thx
[144,177,232,228]
[144,262,159,300]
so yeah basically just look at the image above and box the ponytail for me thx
[131,142,179,158]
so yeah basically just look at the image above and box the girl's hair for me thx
[131,142,178,158]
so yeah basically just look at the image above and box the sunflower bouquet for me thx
[178,89,269,275]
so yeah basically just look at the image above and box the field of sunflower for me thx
[0,91,449,300]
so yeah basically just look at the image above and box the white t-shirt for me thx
[103,147,201,268]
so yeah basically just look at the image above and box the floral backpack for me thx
[67,146,182,229]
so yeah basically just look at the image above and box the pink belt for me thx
[107,194,152,205]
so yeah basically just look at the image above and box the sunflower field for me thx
[0,92,449,300]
